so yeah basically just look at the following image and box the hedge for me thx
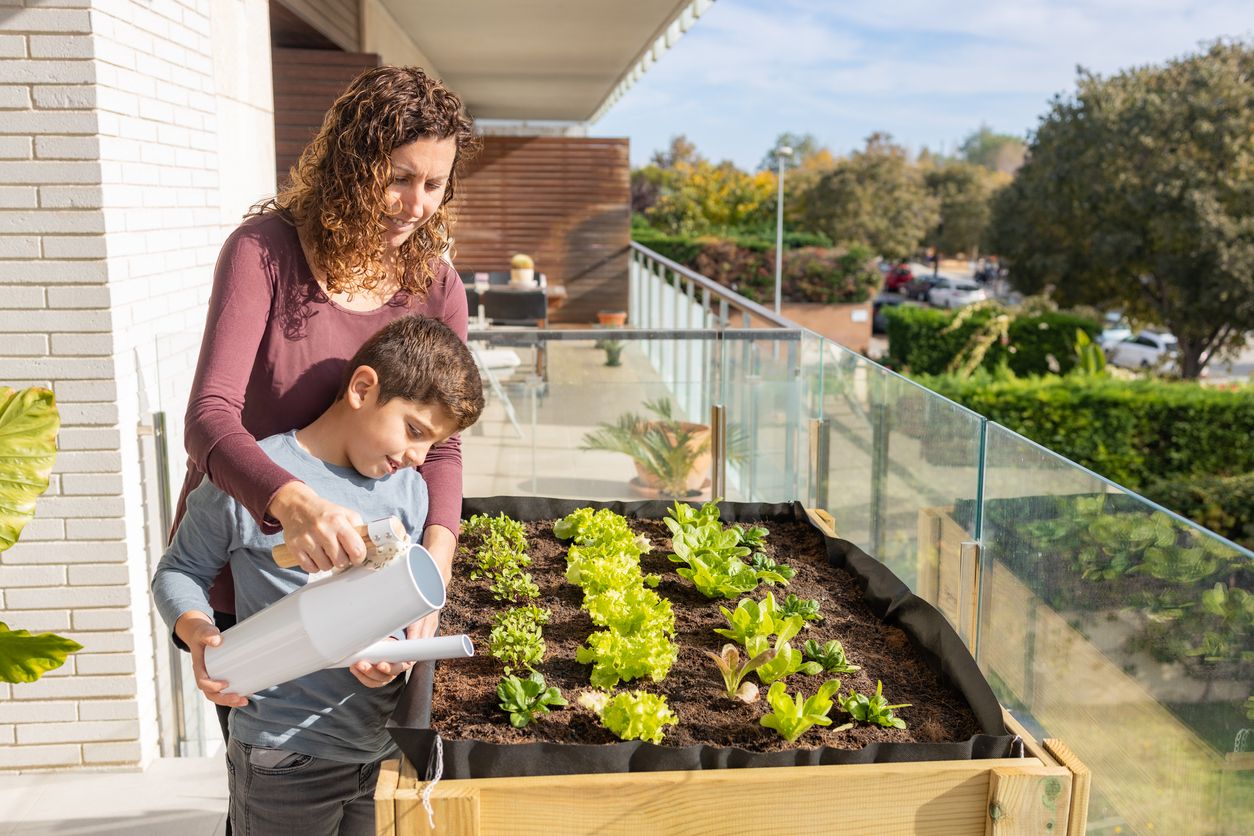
[1141,472,1254,551]
[917,374,1254,490]
[884,305,1101,377]
[630,230,879,305]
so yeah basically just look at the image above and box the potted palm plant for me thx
[580,398,715,497]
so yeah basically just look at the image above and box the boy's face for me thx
[344,368,460,479]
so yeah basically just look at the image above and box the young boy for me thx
[153,315,484,836]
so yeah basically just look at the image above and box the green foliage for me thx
[488,564,539,603]
[496,671,566,728]
[631,229,879,305]
[803,639,861,674]
[838,681,910,729]
[0,387,78,685]
[988,41,1254,378]
[558,507,678,689]
[463,512,537,602]
[1073,329,1107,376]
[580,398,711,498]
[665,501,790,598]
[713,592,799,646]
[779,594,824,624]
[956,125,1027,174]
[923,159,1005,256]
[1141,472,1254,551]
[0,623,82,684]
[918,375,1254,489]
[579,689,679,744]
[799,133,938,260]
[744,617,823,684]
[704,643,775,702]
[759,679,849,743]
[884,303,1100,377]
[488,606,549,673]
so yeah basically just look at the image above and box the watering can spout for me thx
[332,635,474,668]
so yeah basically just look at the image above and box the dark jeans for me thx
[226,738,382,836]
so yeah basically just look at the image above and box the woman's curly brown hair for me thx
[255,66,480,297]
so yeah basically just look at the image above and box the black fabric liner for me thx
[387,497,1018,779]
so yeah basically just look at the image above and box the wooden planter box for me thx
[374,718,1089,835]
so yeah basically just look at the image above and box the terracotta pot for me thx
[597,310,627,327]
[630,420,711,496]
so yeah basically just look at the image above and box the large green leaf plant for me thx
[0,387,81,683]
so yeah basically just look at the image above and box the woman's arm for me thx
[184,223,366,571]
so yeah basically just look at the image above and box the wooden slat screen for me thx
[451,136,630,323]
[273,0,360,52]
[271,47,381,187]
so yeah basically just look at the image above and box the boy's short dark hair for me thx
[340,316,484,431]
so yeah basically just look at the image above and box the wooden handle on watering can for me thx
[271,516,407,569]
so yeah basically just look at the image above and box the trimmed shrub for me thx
[1141,473,1254,551]
[632,231,878,305]
[918,374,1254,489]
[884,305,1100,377]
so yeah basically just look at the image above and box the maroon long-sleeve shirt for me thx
[176,212,468,613]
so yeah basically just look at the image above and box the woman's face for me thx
[381,136,458,252]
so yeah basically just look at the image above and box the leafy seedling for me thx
[838,680,910,729]
[803,639,860,674]
[759,679,851,743]
[704,643,775,702]
[779,594,823,624]
[497,671,567,728]
[745,616,823,684]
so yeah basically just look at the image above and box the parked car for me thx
[927,277,988,309]
[1106,331,1178,370]
[903,273,940,301]
[1099,311,1133,349]
[884,262,913,293]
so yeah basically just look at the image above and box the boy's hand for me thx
[269,482,366,572]
[175,612,248,708]
[350,655,412,688]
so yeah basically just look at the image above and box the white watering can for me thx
[204,517,473,697]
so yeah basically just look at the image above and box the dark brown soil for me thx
[431,517,982,752]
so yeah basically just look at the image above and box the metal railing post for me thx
[710,403,727,500]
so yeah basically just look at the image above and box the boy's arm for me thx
[152,483,249,707]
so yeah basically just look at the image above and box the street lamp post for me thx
[773,145,793,315]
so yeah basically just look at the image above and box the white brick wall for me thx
[1,0,275,771]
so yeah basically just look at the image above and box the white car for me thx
[1099,312,1133,349]
[928,277,988,309]
[1106,331,1178,370]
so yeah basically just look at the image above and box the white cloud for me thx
[594,0,1253,168]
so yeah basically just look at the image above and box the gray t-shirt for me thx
[152,431,429,762]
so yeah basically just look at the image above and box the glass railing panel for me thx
[711,330,808,504]
[977,423,1253,835]
[815,344,985,603]
[463,332,718,501]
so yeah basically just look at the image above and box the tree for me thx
[633,135,705,215]
[756,132,827,172]
[958,125,1027,174]
[800,133,938,260]
[923,160,1006,256]
[988,40,1254,378]
[645,159,775,235]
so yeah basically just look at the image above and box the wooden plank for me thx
[382,759,1050,836]
[805,506,838,538]
[375,759,400,836]
[1043,739,1091,836]
[985,767,1072,835]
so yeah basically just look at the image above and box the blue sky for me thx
[593,0,1253,170]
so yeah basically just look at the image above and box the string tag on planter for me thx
[421,733,444,830]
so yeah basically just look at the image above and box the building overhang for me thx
[376,0,714,123]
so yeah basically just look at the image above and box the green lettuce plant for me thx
[488,606,549,673]
[0,387,80,684]
[779,594,824,624]
[497,671,567,728]
[579,689,678,744]
[838,680,910,729]
[714,592,797,647]
[745,617,822,684]
[759,679,850,743]
[665,501,790,598]
[803,639,860,674]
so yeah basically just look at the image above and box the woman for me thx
[176,65,479,693]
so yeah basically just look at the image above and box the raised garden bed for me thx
[379,498,1088,835]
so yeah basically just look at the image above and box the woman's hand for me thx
[267,481,366,572]
[176,611,248,708]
